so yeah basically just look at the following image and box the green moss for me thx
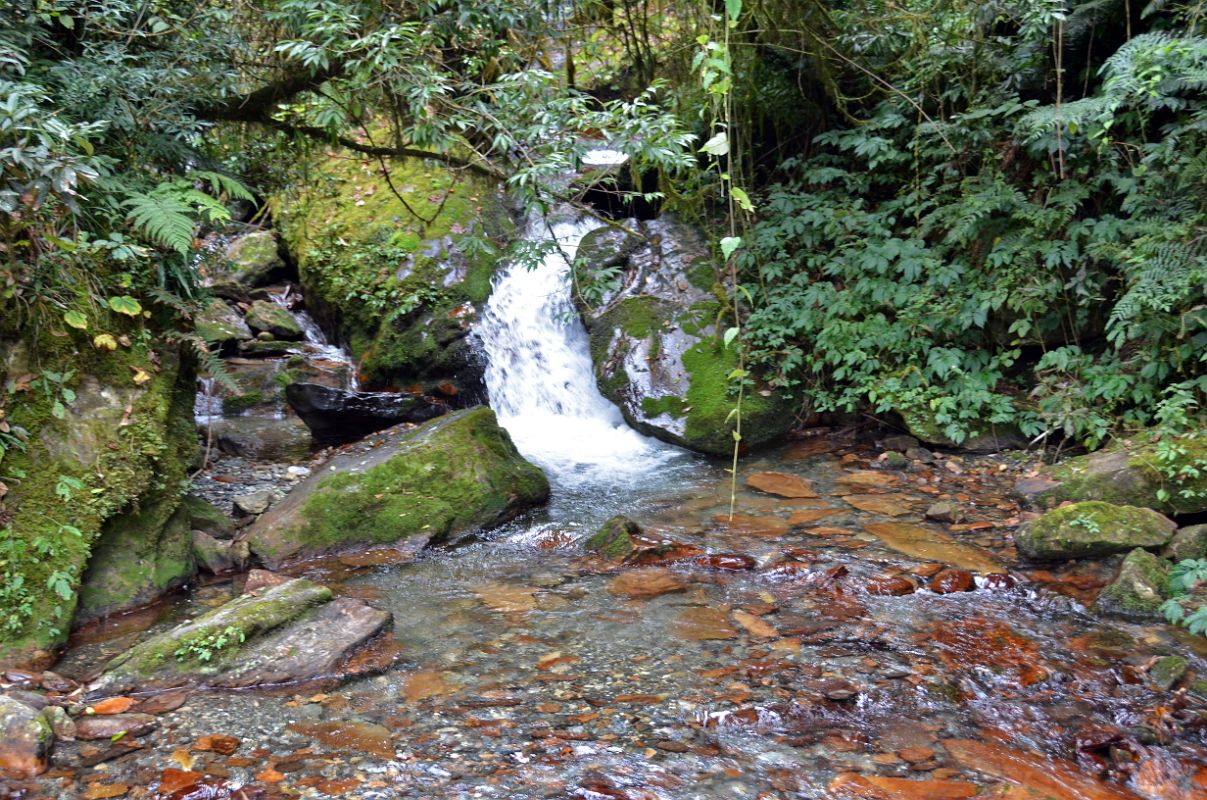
[1094,548,1172,618]
[0,329,198,663]
[677,340,790,454]
[1038,437,1207,516]
[221,392,264,415]
[1015,501,1175,561]
[584,515,641,561]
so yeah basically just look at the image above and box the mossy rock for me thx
[576,218,792,455]
[1164,524,1207,562]
[1015,501,1176,561]
[75,488,196,626]
[179,494,233,540]
[195,299,252,346]
[244,300,303,341]
[584,515,641,561]
[1016,437,1207,516]
[219,230,285,287]
[1094,548,1172,619]
[272,150,515,392]
[0,334,198,665]
[897,406,1028,453]
[0,695,53,777]
[1149,655,1189,690]
[243,406,549,567]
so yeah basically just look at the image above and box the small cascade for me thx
[264,286,359,390]
[477,214,683,488]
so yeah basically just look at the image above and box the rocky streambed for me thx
[3,428,1207,800]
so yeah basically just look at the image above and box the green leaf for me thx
[731,186,754,212]
[701,131,729,156]
[63,311,88,330]
[726,0,742,21]
[720,236,742,261]
[723,326,740,348]
[107,296,142,316]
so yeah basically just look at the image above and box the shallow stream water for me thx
[31,217,1207,799]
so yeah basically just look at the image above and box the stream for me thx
[32,218,1207,799]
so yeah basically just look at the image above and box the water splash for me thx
[478,216,683,489]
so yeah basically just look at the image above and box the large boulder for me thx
[896,406,1028,453]
[1016,437,1207,516]
[217,230,285,287]
[242,406,549,567]
[1164,524,1207,563]
[75,488,196,626]
[0,696,53,777]
[1014,501,1176,561]
[574,219,792,455]
[272,152,515,395]
[285,382,449,444]
[1094,548,1172,619]
[195,299,252,347]
[85,577,390,697]
[244,299,304,341]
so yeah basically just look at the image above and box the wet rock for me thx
[285,382,449,444]
[882,451,909,469]
[845,493,912,517]
[829,774,978,799]
[714,513,790,539]
[1149,655,1188,691]
[674,607,737,640]
[574,218,791,455]
[0,695,53,776]
[865,576,916,596]
[216,230,285,287]
[583,515,641,561]
[746,472,817,498]
[244,299,304,340]
[1094,548,1172,619]
[1015,501,1175,561]
[74,713,157,741]
[924,501,961,523]
[3,689,50,710]
[927,569,975,593]
[195,299,252,347]
[211,415,313,462]
[607,567,687,599]
[86,577,392,696]
[243,569,289,593]
[1163,524,1207,562]
[233,489,273,516]
[244,407,548,567]
[192,531,248,574]
[864,522,1004,573]
[906,446,934,463]
[179,495,233,540]
[882,434,920,452]
[42,705,74,741]
[819,678,858,701]
[39,671,77,693]
[1017,439,1207,516]
[689,553,757,571]
[944,738,1143,800]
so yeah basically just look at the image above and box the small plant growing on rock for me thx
[174,626,246,663]
[1159,559,1207,636]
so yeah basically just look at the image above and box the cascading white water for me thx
[478,216,681,487]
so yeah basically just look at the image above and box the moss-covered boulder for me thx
[217,230,285,287]
[0,695,53,777]
[897,406,1028,453]
[84,577,391,697]
[179,494,233,540]
[1015,501,1176,561]
[0,330,198,666]
[584,515,641,561]
[244,300,304,341]
[195,299,252,347]
[1094,548,1172,619]
[272,151,515,395]
[1015,437,1207,516]
[574,219,792,455]
[1164,524,1207,562]
[75,489,196,626]
[242,406,549,567]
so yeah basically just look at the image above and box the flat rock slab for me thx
[944,738,1143,800]
[746,472,818,498]
[86,578,391,698]
[607,568,688,599]
[864,522,1004,574]
[74,714,158,741]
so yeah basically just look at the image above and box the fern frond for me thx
[125,190,197,254]
[190,170,254,202]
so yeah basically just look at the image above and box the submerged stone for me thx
[1015,501,1175,561]
[243,407,549,567]
[1094,548,1172,619]
[863,521,1003,573]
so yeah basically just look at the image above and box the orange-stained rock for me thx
[943,739,1144,800]
[835,470,902,489]
[675,607,738,640]
[828,773,978,799]
[927,569,974,594]
[866,576,916,596]
[788,508,845,525]
[714,513,791,538]
[747,471,818,498]
[844,494,913,516]
[607,567,688,599]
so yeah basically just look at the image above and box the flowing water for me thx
[35,220,1207,799]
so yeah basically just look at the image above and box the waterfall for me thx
[478,215,680,488]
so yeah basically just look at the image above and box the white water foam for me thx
[478,216,681,487]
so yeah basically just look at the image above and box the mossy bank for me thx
[272,150,515,397]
